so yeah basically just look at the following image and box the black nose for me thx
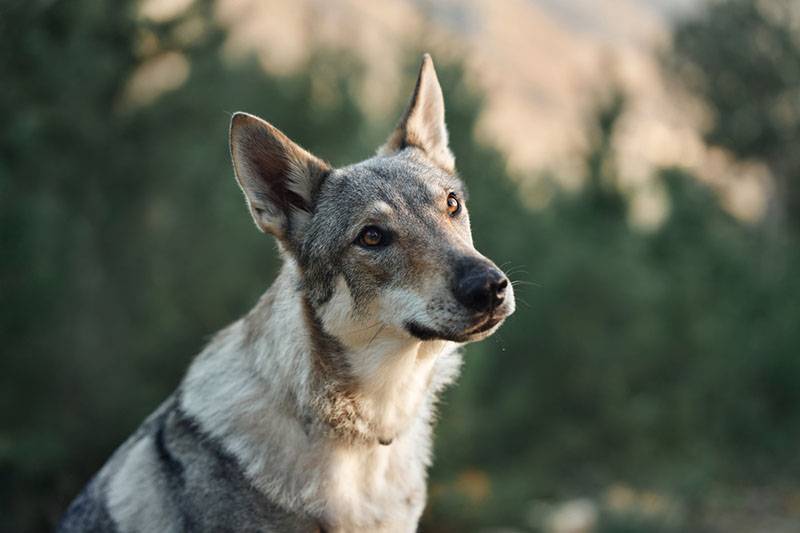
[452,257,508,313]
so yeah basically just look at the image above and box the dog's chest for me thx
[316,443,426,532]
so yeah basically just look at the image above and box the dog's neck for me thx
[179,258,461,515]
[310,274,450,444]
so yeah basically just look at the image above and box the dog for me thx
[57,54,515,533]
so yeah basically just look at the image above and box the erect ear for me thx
[229,112,331,247]
[378,53,455,172]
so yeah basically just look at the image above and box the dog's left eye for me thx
[356,226,389,248]
[446,192,461,216]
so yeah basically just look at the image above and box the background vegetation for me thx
[2,0,799,531]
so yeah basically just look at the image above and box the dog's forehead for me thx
[321,151,462,214]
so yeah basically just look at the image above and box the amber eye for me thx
[446,193,461,216]
[357,226,387,247]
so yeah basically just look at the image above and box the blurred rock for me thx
[545,498,598,533]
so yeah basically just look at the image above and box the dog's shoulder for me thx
[58,394,319,532]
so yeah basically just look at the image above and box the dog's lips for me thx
[463,301,515,334]
[464,314,503,335]
[405,311,507,343]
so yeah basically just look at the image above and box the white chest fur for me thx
[319,436,427,532]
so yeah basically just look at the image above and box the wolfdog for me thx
[58,54,515,532]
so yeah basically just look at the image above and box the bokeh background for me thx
[3,0,800,531]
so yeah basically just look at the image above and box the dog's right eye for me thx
[356,226,388,248]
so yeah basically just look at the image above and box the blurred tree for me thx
[668,0,800,232]
[1,2,141,529]
[583,90,628,219]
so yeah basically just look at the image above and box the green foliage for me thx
[670,0,800,158]
[668,0,800,229]
[2,1,800,532]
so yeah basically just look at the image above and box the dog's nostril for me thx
[491,277,507,304]
[496,278,508,293]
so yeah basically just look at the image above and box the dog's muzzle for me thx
[404,256,513,342]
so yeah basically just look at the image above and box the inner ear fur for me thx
[379,53,455,173]
[229,112,330,244]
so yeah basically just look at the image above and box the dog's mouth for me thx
[405,312,506,343]
[464,314,503,335]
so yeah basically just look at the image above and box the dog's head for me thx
[230,55,514,344]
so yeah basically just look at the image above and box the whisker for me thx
[511,280,540,287]
[344,321,382,335]
[500,261,526,272]
[516,297,532,308]
[366,324,387,348]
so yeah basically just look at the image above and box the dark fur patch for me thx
[158,401,322,531]
[301,294,350,383]
[404,321,442,341]
[300,295,376,444]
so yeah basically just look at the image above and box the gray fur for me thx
[58,54,514,532]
